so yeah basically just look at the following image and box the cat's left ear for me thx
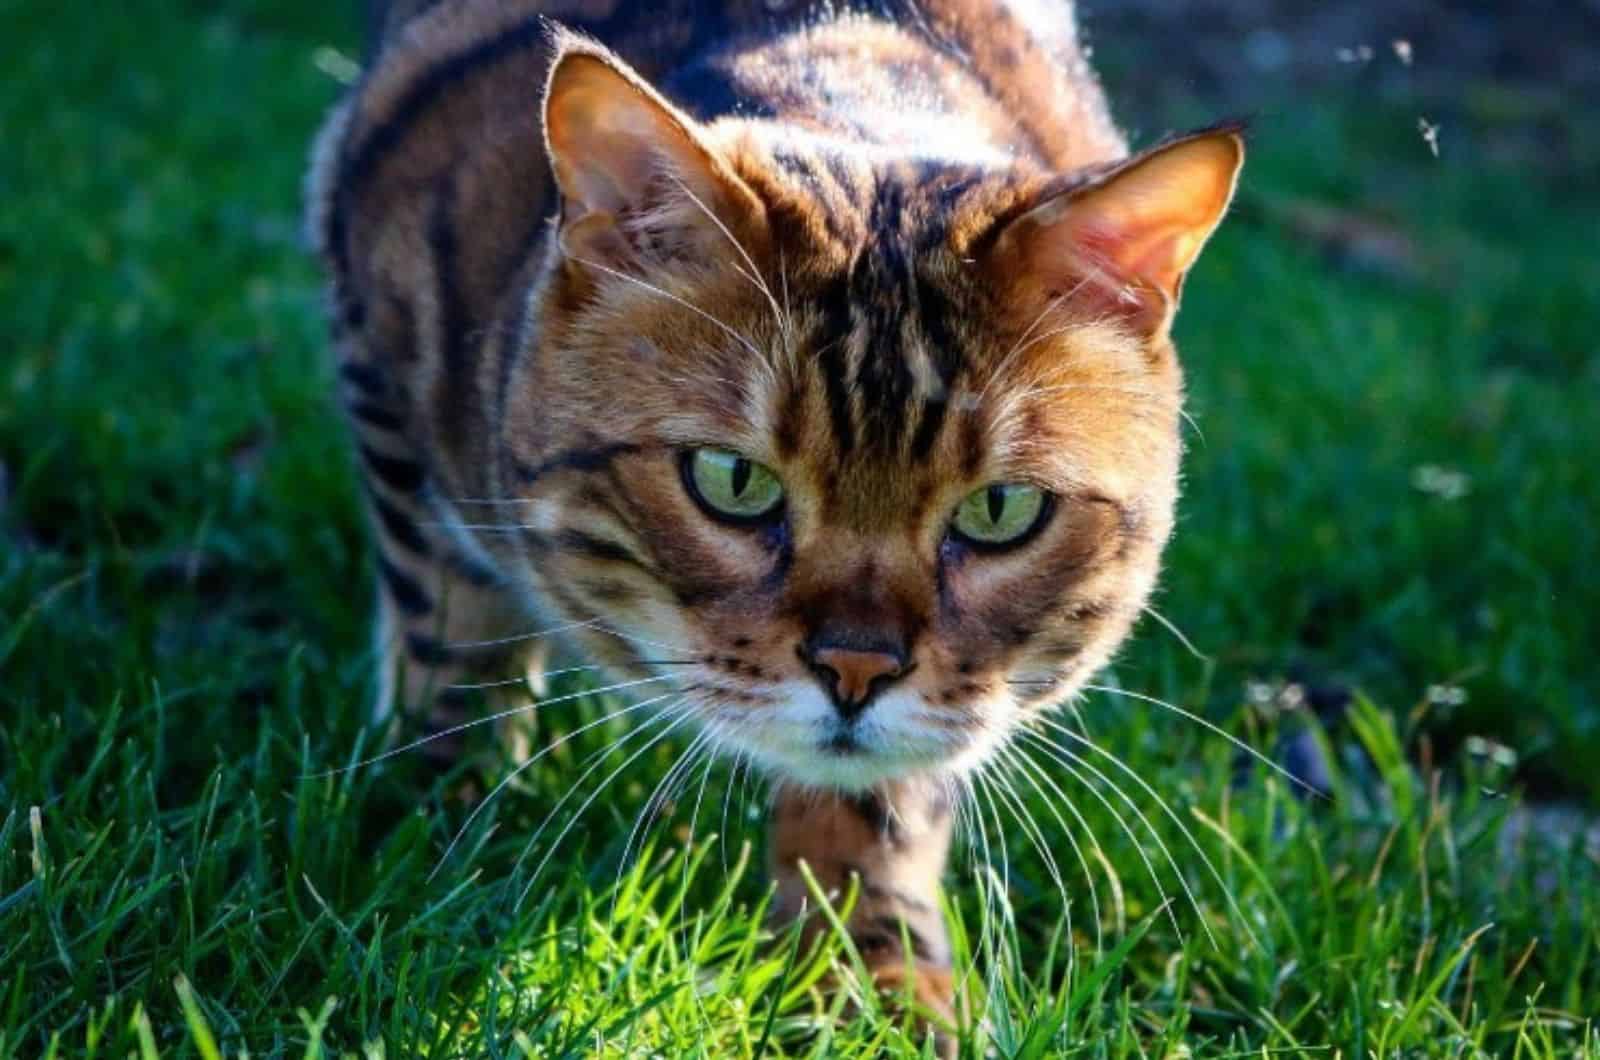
[542,34,766,269]
[993,128,1244,340]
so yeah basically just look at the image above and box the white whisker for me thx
[1009,380,1183,407]
[962,768,1008,997]
[977,275,1095,405]
[778,247,793,364]
[685,732,720,849]
[1082,683,1325,798]
[672,735,725,999]
[1005,744,1105,956]
[955,774,989,979]
[973,769,1018,994]
[515,709,698,909]
[427,691,679,882]
[1018,726,1194,946]
[613,724,717,906]
[1033,712,1261,951]
[447,664,601,691]
[501,702,687,908]
[987,749,1074,964]
[305,673,674,778]
[667,174,790,340]
[717,751,747,876]
[448,613,700,663]
[448,616,602,650]
[674,729,723,912]
[588,619,701,657]
[568,253,764,359]
[1140,605,1211,664]
[417,522,538,532]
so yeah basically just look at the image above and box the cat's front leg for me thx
[769,779,959,1053]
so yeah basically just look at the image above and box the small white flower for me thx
[1465,735,1518,769]
[1411,464,1470,500]
[1417,117,1442,158]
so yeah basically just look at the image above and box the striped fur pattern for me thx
[308,0,1242,1035]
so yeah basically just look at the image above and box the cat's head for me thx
[502,39,1242,790]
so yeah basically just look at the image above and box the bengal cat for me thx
[308,0,1242,1039]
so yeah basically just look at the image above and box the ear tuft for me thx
[542,38,762,268]
[997,128,1244,337]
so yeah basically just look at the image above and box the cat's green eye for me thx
[684,449,784,523]
[950,483,1050,548]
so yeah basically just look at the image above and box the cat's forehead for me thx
[752,143,1029,260]
[660,149,1172,516]
[755,167,1074,444]
[745,159,1000,448]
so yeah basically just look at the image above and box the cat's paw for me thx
[868,958,959,1059]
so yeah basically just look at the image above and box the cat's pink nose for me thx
[804,643,908,719]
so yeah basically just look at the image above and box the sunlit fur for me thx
[309,0,1240,790]
[310,0,1240,1023]
[503,202,1178,790]
[492,70,1216,790]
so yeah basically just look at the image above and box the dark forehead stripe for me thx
[908,270,963,461]
[815,282,859,456]
[853,174,920,452]
[807,162,980,461]
[905,168,980,460]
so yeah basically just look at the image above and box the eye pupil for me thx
[684,449,783,524]
[951,482,1049,549]
[986,484,1005,524]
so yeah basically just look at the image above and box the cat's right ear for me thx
[542,35,765,270]
[989,128,1244,341]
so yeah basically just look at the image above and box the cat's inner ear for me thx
[995,129,1244,338]
[542,43,764,268]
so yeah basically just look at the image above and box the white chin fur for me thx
[723,681,1014,792]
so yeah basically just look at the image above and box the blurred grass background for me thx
[1,0,1597,1055]
[1091,0,1600,805]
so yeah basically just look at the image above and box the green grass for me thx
[2,1,1598,1055]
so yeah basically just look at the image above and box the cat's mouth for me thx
[766,734,951,790]
[712,681,998,790]
[821,727,865,755]
[819,726,870,758]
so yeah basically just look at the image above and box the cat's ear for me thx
[543,36,764,269]
[994,128,1243,339]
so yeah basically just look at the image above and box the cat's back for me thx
[365,0,1114,135]
[326,0,1124,237]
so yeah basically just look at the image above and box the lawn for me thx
[2,1,1597,1056]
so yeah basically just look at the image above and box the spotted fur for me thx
[308,0,1241,1038]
